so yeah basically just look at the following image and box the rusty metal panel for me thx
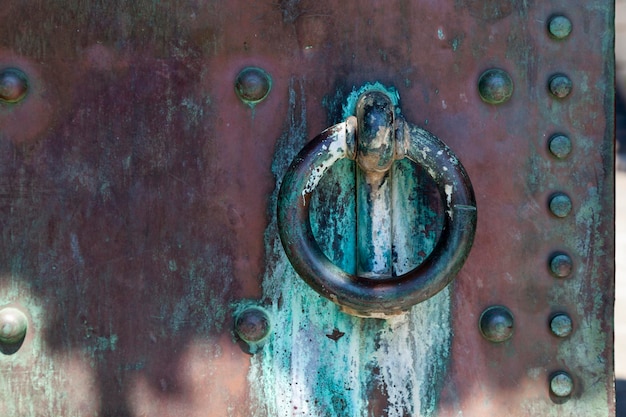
[0,1,614,416]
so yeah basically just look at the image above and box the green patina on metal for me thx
[342,82,400,120]
[525,183,611,416]
[248,79,451,416]
[519,5,614,412]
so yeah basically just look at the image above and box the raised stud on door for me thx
[0,307,28,354]
[549,252,573,278]
[548,15,573,40]
[478,69,514,104]
[548,74,573,99]
[550,371,574,398]
[479,305,514,343]
[0,68,28,104]
[549,193,573,218]
[234,67,272,106]
[550,313,573,338]
[234,305,271,354]
[548,134,572,159]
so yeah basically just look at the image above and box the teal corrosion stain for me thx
[342,82,400,120]
[248,80,451,416]
[450,36,463,52]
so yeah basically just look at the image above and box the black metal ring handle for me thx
[277,108,476,317]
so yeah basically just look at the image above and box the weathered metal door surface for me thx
[0,1,615,416]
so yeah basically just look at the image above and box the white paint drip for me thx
[372,291,452,417]
[445,184,453,219]
[365,177,393,276]
[418,145,431,162]
[301,124,348,204]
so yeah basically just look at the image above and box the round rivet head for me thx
[550,253,573,278]
[234,67,272,106]
[549,193,572,218]
[479,305,514,343]
[550,313,573,338]
[478,69,514,104]
[0,68,28,104]
[548,16,573,40]
[550,371,574,398]
[549,74,572,99]
[234,306,271,354]
[0,307,28,346]
[548,134,572,159]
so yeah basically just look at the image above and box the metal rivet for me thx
[234,67,272,106]
[0,307,28,346]
[548,134,572,159]
[550,313,573,338]
[479,305,514,343]
[548,74,572,99]
[234,306,271,354]
[550,253,573,278]
[548,16,573,40]
[549,193,572,218]
[478,69,514,104]
[0,68,28,104]
[550,371,574,398]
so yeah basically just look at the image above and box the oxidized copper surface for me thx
[0,1,614,416]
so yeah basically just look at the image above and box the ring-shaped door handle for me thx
[277,90,476,317]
